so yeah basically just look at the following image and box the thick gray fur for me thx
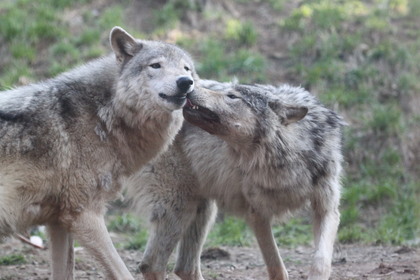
[127,79,345,280]
[0,26,197,279]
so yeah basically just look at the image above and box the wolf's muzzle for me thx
[176,77,194,94]
[159,93,187,106]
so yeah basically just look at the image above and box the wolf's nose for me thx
[177,77,194,94]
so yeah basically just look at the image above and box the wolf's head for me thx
[183,80,308,145]
[110,27,197,113]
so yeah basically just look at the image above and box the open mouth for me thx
[183,99,220,123]
[159,93,186,106]
[183,98,225,135]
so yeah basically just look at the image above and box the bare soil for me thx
[1,235,419,280]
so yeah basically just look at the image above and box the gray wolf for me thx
[0,26,197,279]
[127,80,345,280]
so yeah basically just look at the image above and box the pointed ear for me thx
[109,26,142,63]
[269,101,308,125]
[283,106,308,125]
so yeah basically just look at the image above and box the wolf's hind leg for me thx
[47,224,74,280]
[308,179,341,280]
[247,211,289,280]
[174,199,216,280]
[70,211,133,280]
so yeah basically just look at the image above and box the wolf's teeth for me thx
[192,105,198,110]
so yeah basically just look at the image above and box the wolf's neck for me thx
[107,108,183,175]
[229,130,293,173]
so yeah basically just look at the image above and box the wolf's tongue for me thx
[184,98,194,108]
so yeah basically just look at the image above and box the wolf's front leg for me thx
[140,215,184,280]
[309,180,341,280]
[246,210,289,280]
[47,224,74,280]
[140,198,205,280]
[175,199,216,280]
[70,211,133,280]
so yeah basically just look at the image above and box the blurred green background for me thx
[0,0,419,250]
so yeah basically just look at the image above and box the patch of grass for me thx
[0,254,26,266]
[206,216,254,247]
[0,276,19,280]
[225,19,258,46]
[206,216,312,248]
[0,62,34,90]
[264,0,286,11]
[108,213,141,233]
[339,203,359,227]
[194,38,267,83]
[74,29,101,47]
[0,0,128,86]
[372,182,420,244]
[320,86,371,108]
[125,229,149,250]
[366,104,402,136]
[152,0,197,32]
[408,0,420,18]
[153,1,180,29]
[273,218,312,247]
[338,224,367,243]
[51,41,80,61]
[340,145,418,245]
[98,5,124,30]
[10,43,36,61]
[311,2,346,30]
[280,0,420,246]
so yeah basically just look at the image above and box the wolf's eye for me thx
[227,94,239,99]
[149,63,161,69]
[184,66,190,71]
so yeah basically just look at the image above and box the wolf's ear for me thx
[283,106,308,125]
[110,26,142,63]
[269,102,308,125]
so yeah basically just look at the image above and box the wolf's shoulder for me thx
[0,56,117,123]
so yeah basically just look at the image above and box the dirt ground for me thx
[0,234,419,280]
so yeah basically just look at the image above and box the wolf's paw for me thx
[267,267,289,280]
[139,263,166,280]
[307,256,331,280]
[174,269,204,280]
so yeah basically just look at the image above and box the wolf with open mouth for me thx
[127,79,345,280]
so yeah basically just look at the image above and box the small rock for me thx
[30,236,43,248]
[201,247,230,260]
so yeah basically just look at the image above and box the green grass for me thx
[125,229,149,250]
[273,218,312,247]
[206,216,254,247]
[205,216,313,249]
[277,0,420,245]
[0,254,26,266]
[190,38,267,83]
[108,213,142,233]
[339,146,419,244]
[0,0,127,89]
[108,213,149,250]
[1,277,18,280]
[224,19,258,46]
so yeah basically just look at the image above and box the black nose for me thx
[177,77,194,94]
